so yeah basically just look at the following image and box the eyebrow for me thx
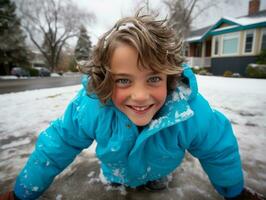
[112,73,132,77]
[112,72,161,77]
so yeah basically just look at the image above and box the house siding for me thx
[211,56,258,76]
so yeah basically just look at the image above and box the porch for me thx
[184,38,212,68]
[185,57,211,68]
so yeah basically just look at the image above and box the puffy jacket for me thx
[14,64,244,199]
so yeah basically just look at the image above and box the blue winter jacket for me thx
[14,64,244,199]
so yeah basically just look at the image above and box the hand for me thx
[0,191,15,200]
[225,187,266,200]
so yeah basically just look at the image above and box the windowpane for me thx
[214,37,219,55]
[262,31,266,50]
[223,37,238,54]
[245,32,254,53]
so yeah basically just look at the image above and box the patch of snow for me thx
[0,76,18,79]
[0,75,266,198]
[55,194,63,200]
[148,116,167,130]
[32,186,39,191]
[223,16,266,26]
[185,36,202,42]
[105,184,127,195]
[50,73,61,77]
[87,171,95,178]
[99,169,108,185]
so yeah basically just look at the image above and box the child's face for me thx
[111,43,167,126]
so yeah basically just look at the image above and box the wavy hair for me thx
[78,11,184,104]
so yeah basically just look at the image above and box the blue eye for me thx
[148,76,162,83]
[115,79,131,87]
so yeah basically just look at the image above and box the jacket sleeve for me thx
[187,95,244,198]
[14,89,95,200]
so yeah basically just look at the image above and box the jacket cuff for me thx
[213,180,244,198]
[14,178,42,200]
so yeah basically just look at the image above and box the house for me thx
[185,0,266,76]
[31,50,47,68]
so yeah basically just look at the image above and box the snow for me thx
[55,194,63,200]
[223,16,266,26]
[50,73,61,77]
[212,25,240,32]
[185,35,202,42]
[0,75,266,198]
[0,76,18,80]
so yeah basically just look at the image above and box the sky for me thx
[74,0,266,45]
[0,75,266,197]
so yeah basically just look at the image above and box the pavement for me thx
[36,151,223,200]
[0,75,82,94]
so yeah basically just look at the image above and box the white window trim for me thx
[260,28,266,52]
[221,32,240,56]
[243,29,256,55]
[212,36,220,56]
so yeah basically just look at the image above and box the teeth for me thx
[131,105,150,111]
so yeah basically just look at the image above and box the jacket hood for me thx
[144,63,197,133]
[179,63,198,101]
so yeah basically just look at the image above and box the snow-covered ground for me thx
[0,75,265,199]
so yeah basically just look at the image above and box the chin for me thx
[131,119,151,126]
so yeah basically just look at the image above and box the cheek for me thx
[152,85,167,104]
[111,87,128,106]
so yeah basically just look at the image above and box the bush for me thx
[246,63,266,78]
[191,66,200,74]
[232,73,241,78]
[191,66,211,75]
[69,58,79,72]
[223,70,233,77]
[28,68,39,76]
[256,49,266,64]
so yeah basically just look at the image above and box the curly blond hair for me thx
[78,11,184,104]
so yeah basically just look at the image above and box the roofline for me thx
[186,16,266,43]
[209,22,266,36]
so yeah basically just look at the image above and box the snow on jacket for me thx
[14,64,244,199]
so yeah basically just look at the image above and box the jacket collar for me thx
[146,64,197,132]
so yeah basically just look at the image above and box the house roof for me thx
[186,10,266,43]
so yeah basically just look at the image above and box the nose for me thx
[131,83,149,103]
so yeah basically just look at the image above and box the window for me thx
[195,43,202,57]
[214,37,219,55]
[261,29,266,51]
[183,44,189,57]
[222,33,239,55]
[244,30,255,53]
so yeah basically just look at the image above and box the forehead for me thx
[110,43,138,66]
[110,43,158,74]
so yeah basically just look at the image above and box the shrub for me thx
[68,58,79,72]
[28,68,39,76]
[256,49,266,64]
[223,70,233,77]
[198,69,209,75]
[246,64,266,78]
[191,66,211,75]
[191,66,200,74]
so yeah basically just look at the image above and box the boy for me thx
[1,11,265,200]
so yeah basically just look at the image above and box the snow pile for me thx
[0,75,266,199]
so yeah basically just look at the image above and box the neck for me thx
[137,126,144,133]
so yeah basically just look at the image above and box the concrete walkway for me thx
[39,152,223,200]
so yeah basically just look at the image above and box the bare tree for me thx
[164,0,234,37]
[17,0,94,72]
[133,0,159,15]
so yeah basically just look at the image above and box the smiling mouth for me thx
[127,104,154,113]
